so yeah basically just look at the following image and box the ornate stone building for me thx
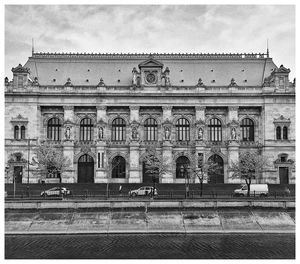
[5,52,295,184]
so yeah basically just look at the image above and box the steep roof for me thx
[23,52,277,86]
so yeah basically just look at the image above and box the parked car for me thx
[233,184,269,197]
[40,187,72,197]
[129,186,158,197]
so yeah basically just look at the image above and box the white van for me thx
[233,184,269,197]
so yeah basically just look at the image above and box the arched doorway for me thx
[208,154,224,184]
[78,154,94,183]
[111,156,126,178]
[176,156,190,178]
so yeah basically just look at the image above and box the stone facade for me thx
[5,53,295,184]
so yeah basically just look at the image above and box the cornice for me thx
[31,52,269,60]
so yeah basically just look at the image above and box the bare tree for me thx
[144,147,171,191]
[229,151,269,196]
[34,141,71,182]
[190,155,221,196]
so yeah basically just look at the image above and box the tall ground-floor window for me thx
[112,156,126,178]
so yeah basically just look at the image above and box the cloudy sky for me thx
[5,5,295,79]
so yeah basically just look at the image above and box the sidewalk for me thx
[5,208,295,235]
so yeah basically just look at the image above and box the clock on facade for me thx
[146,73,156,84]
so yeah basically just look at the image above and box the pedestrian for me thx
[119,185,122,195]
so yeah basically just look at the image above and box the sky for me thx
[4,5,295,79]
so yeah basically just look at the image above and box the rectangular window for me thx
[98,153,100,168]
[101,153,104,168]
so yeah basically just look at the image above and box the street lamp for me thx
[180,165,186,198]
[27,138,31,197]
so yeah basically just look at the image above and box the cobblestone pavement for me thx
[5,233,295,259]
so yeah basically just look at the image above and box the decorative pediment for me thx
[195,119,206,127]
[162,118,173,127]
[11,114,28,124]
[97,118,108,127]
[130,120,140,128]
[7,152,27,163]
[11,64,30,74]
[274,65,290,74]
[138,57,164,69]
[227,119,239,127]
[273,115,290,125]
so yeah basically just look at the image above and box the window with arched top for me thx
[176,118,190,141]
[176,156,190,178]
[276,126,281,140]
[283,126,288,140]
[112,118,126,141]
[144,118,158,141]
[241,118,254,141]
[47,118,61,141]
[21,126,26,139]
[112,156,126,178]
[14,126,19,140]
[80,118,93,141]
[208,118,222,142]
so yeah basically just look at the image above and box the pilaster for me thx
[195,106,206,121]
[95,141,107,183]
[128,142,140,183]
[162,106,172,121]
[161,141,173,183]
[129,106,140,122]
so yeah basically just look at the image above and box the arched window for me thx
[14,126,19,140]
[21,126,26,139]
[176,156,190,178]
[112,156,126,178]
[241,118,254,141]
[112,118,126,141]
[283,126,288,140]
[276,126,281,140]
[208,118,222,142]
[176,118,190,141]
[144,118,158,141]
[80,118,93,141]
[47,118,61,141]
[208,154,224,184]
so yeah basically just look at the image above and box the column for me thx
[95,106,108,183]
[162,106,173,183]
[129,105,140,183]
[62,106,75,183]
[227,106,239,183]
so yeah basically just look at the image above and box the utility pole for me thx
[27,138,31,196]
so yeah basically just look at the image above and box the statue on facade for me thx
[231,127,236,140]
[98,127,104,140]
[164,67,170,86]
[196,78,204,87]
[65,126,71,140]
[164,127,171,140]
[198,128,203,140]
[131,127,139,140]
[132,67,138,86]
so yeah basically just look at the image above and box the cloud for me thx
[5,5,295,79]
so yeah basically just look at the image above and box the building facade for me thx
[5,52,295,184]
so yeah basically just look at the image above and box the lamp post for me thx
[27,138,31,197]
[180,165,186,198]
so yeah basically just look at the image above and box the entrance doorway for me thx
[78,154,94,183]
[13,166,23,183]
[208,154,224,184]
[142,161,159,184]
[279,167,289,184]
